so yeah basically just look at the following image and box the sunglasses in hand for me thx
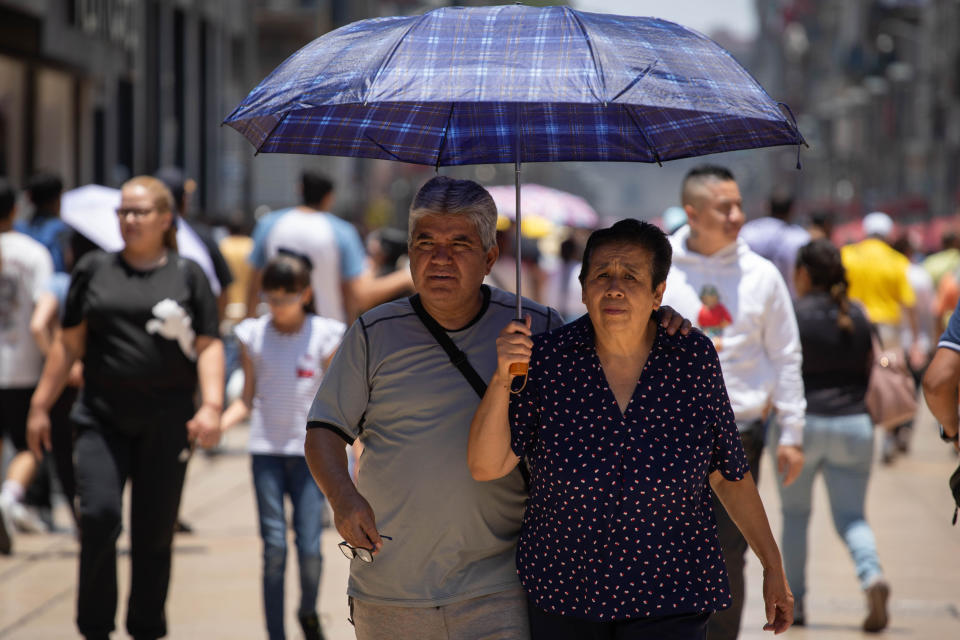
[338,535,393,563]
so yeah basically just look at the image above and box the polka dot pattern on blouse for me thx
[509,316,749,622]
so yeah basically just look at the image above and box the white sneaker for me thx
[0,495,14,554]
[8,501,49,534]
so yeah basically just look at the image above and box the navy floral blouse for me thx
[509,316,749,622]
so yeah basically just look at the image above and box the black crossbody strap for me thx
[409,294,532,491]
[409,295,488,398]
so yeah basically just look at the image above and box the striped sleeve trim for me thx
[306,420,356,445]
[937,340,960,353]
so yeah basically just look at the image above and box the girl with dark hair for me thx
[221,252,345,640]
[777,238,890,631]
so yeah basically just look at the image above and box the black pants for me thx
[74,410,190,640]
[528,600,710,640]
[707,419,765,640]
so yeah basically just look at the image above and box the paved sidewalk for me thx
[1,403,959,639]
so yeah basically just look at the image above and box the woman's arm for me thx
[29,292,60,355]
[710,470,794,634]
[466,318,531,481]
[27,323,87,458]
[220,343,254,432]
[187,335,224,449]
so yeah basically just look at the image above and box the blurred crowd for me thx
[1,164,959,640]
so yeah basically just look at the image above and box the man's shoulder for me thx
[486,286,558,326]
[358,297,418,332]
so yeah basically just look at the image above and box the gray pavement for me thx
[1,402,959,639]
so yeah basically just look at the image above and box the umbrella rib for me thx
[566,7,607,100]
[365,13,429,104]
[254,113,290,156]
[435,102,456,170]
[624,105,662,166]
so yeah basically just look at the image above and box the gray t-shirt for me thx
[308,285,562,606]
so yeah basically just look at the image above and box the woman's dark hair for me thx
[262,252,316,314]
[796,239,853,332]
[579,219,672,289]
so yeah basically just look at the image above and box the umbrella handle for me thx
[509,362,529,393]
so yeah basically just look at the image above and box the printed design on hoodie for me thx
[697,284,732,351]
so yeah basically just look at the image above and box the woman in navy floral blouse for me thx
[468,219,793,639]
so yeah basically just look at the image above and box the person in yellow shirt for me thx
[841,211,920,463]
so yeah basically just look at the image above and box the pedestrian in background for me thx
[661,165,806,640]
[26,175,223,640]
[221,252,345,640]
[739,188,810,299]
[248,171,412,322]
[15,172,70,273]
[778,239,890,632]
[842,212,920,463]
[0,177,54,553]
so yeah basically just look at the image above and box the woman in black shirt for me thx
[27,176,223,640]
[777,239,890,632]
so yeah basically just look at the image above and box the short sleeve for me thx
[508,343,543,459]
[184,260,220,338]
[329,216,367,280]
[315,316,346,361]
[703,340,749,480]
[306,319,370,443]
[233,317,257,352]
[938,299,960,352]
[63,251,105,328]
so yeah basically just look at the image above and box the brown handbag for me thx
[864,330,918,431]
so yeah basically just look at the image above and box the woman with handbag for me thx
[776,239,890,632]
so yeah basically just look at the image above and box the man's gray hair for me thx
[408,176,498,251]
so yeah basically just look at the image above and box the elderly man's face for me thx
[409,213,498,317]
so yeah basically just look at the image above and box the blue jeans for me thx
[774,413,883,600]
[252,454,326,640]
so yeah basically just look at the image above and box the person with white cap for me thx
[841,211,920,463]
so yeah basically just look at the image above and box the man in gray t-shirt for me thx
[305,176,561,640]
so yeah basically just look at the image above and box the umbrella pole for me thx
[514,155,522,320]
[509,109,529,387]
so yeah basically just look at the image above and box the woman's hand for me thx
[495,316,533,383]
[761,565,795,634]
[186,404,222,449]
[26,406,52,460]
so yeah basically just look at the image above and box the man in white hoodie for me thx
[662,165,805,640]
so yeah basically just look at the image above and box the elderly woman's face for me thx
[581,242,665,331]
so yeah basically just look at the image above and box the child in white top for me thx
[222,252,344,640]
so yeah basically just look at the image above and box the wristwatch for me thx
[939,423,959,443]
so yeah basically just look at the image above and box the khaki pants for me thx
[351,586,530,640]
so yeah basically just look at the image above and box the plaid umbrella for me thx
[224,4,803,341]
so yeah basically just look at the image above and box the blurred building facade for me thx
[754,0,960,226]
[0,0,260,217]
